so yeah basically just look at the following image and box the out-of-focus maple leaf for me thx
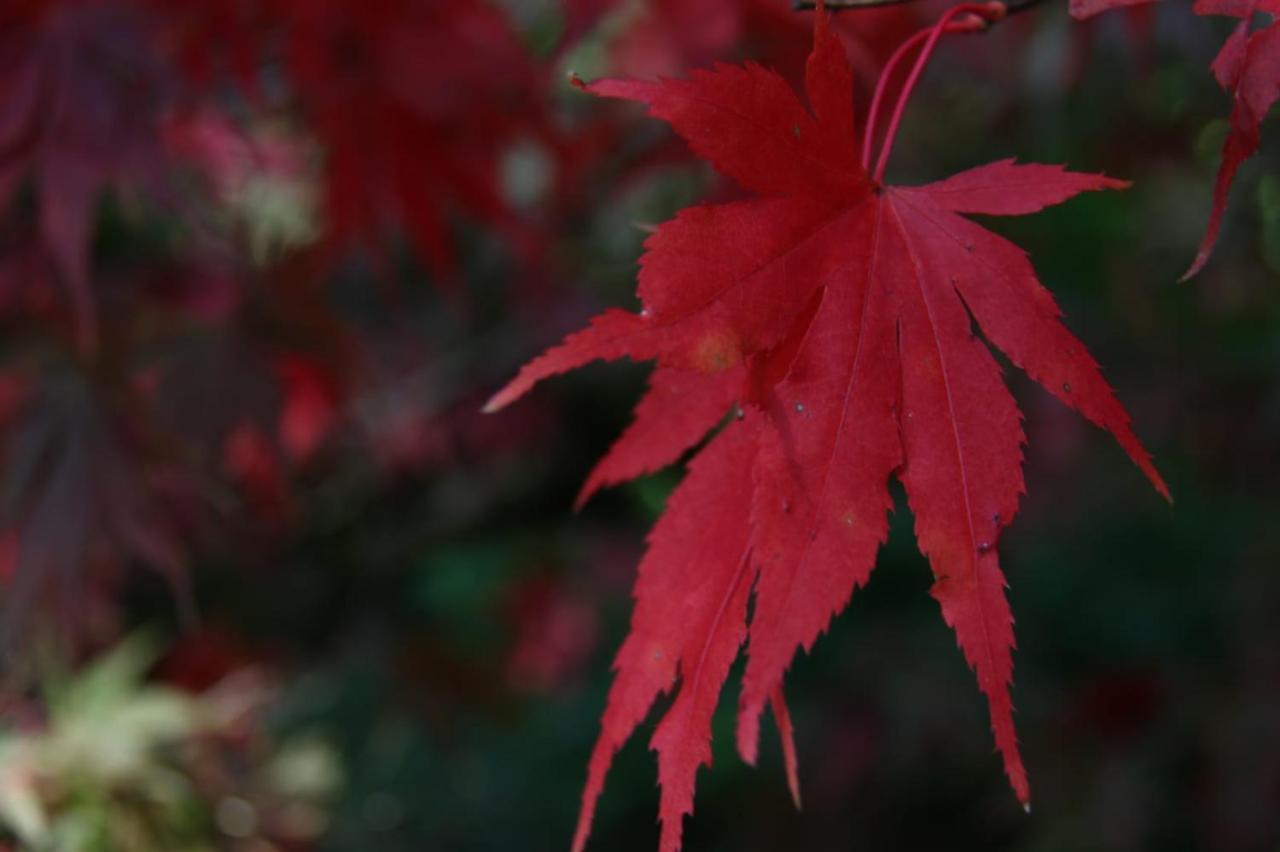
[610,0,919,90]
[146,0,265,94]
[277,0,540,280]
[0,230,62,322]
[1071,0,1280,277]
[0,368,187,645]
[146,331,334,524]
[149,331,280,456]
[610,0,743,79]
[224,421,292,524]
[275,352,340,463]
[1068,0,1156,15]
[144,0,547,279]
[153,624,263,693]
[503,572,599,694]
[0,0,172,347]
[560,0,625,53]
[488,8,1168,850]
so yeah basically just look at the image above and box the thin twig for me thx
[794,0,924,9]
[872,2,1001,180]
[862,14,986,170]
[794,0,1047,13]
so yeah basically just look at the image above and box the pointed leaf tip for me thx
[483,381,522,412]
[1180,252,1209,282]
[574,366,740,511]
[770,689,802,811]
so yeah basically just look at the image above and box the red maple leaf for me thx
[489,5,1169,850]
[1071,0,1280,277]
[609,0,920,92]
[0,0,172,348]
[277,0,539,280]
[560,0,625,54]
[0,365,190,646]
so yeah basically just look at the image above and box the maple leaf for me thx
[609,0,919,92]
[490,7,1168,851]
[0,0,172,348]
[161,0,542,278]
[146,0,266,94]
[0,366,189,648]
[1186,0,1280,277]
[1067,0,1155,16]
[1070,0,1280,277]
[560,0,625,53]
[276,0,539,281]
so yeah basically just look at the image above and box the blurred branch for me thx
[794,0,923,8]
[793,0,1047,13]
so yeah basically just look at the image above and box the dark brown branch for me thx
[793,0,1047,14]
[793,0,921,9]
